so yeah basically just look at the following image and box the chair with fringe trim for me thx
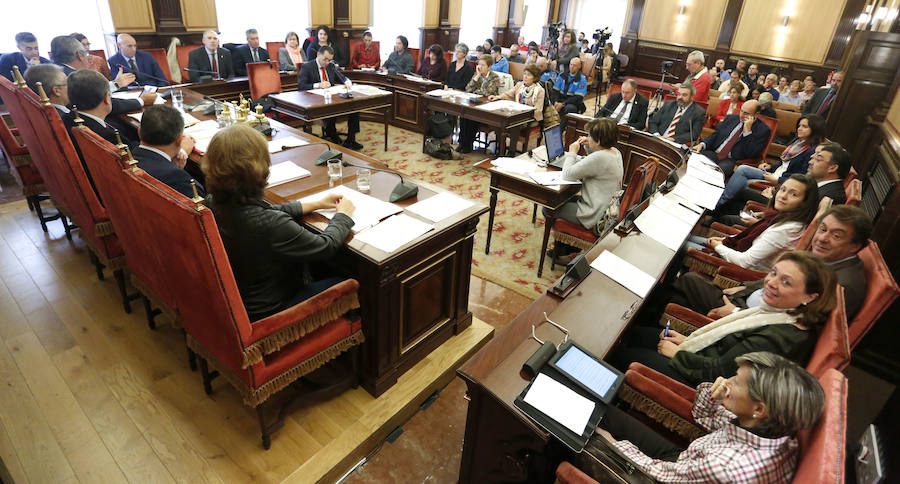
[116,166,364,449]
[556,368,848,484]
[619,287,849,440]
[549,158,659,271]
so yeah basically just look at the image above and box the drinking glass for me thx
[171,89,184,110]
[327,159,342,185]
[356,168,371,192]
[214,102,227,127]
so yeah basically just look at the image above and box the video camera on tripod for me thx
[592,27,613,45]
[548,22,566,48]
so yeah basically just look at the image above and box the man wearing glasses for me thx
[1,32,53,82]
[49,35,136,91]
[691,99,770,177]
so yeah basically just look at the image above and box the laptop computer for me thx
[542,124,567,169]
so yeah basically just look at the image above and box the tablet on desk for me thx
[548,341,625,405]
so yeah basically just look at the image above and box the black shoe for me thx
[326,134,342,145]
[343,139,363,150]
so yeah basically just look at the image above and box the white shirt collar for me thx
[205,48,217,56]
[138,145,172,162]
[80,111,107,126]
[52,103,70,113]
[817,179,841,187]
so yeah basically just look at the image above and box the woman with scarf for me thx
[278,31,306,72]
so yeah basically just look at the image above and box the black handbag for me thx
[423,137,455,160]
[571,435,656,484]
[426,112,453,138]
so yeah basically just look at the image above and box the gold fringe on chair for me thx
[94,220,115,237]
[22,183,46,197]
[550,229,596,251]
[712,272,743,289]
[683,255,718,278]
[659,312,698,335]
[619,384,705,441]
[241,292,360,368]
[130,274,181,328]
[11,154,32,167]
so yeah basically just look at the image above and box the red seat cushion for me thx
[553,218,597,242]
[795,369,847,484]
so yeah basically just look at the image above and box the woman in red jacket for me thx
[714,85,743,126]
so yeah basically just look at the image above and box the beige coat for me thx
[499,81,546,121]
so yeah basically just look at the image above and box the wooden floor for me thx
[0,199,493,484]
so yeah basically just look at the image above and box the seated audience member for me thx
[507,44,524,63]
[803,71,843,118]
[417,44,447,81]
[552,56,587,129]
[108,33,170,86]
[524,47,539,65]
[482,38,494,53]
[748,85,764,100]
[716,114,826,208]
[51,35,134,89]
[596,78,649,130]
[672,205,871,321]
[742,63,761,88]
[647,84,706,145]
[490,46,509,74]
[298,46,361,149]
[306,25,344,66]
[544,118,624,262]
[134,104,201,198]
[763,73,780,100]
[470,45,484,61]
[708,66,722,90]
[777,76,790,97]
[0,32,51,82]
[687,174,819,272]
[456,55,501,153]
[65,69,148,149]
[586,352,825,483]
[799,79,817,103]
[601,43,615,84]
[580,39,590,53]
[611,251,835,385]
[556,30,579,70]
[278,31,306,72]
[203,124,355,322]
[350,31,380,69]
[757,74,767,87]
[781,80,804,105]
[489,63,546,123]
[714,85,744,126]
[382,36,414,75]
[536,56,557,84]
[713,58,726,76]
[232,28,269,77]
[187,30,234,81]
[675,50,710,102]
[69,33,111,80]
[758,92,777,118]
[692,99,770,176]
[516,35,527,51]
[444,43,474,90]
[719,70,749,99]
[24,63,70,117]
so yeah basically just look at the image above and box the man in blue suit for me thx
[298,45,362,150]
[134,104,202,198]
[692,99,770,177]
[107,33,170,87]
[0,32,51,82]
[232,28,270,77]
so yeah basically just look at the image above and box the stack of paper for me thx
[266,162,310,187]
[685,153,725,187]
[128,110,200,127]
[308,85,349,96]
[529,171,581,186]
[354,214,434,253]
[634,203,694,251]
[522,373,595,435]
[491,157,538,175]
[267,136,308,153]
[476,100,535,112]
[351,84,391,96]
[672,175,724,210]
[300,184,402,233]
[590,250,656,298]
[426,89,452,97]
[405,192,475,223]
[184,120,221,155]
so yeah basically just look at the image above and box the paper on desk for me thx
[674,175,724,210]
[266,162,311,187]
[405,191,475,223]
[129,110,200,127]
[652,195,702,225]
[651,132,686,149]
[426,89,452,97]
[688,151,720,169]
[590,250,656,298]
[523,373,595,435]
[267,136,308,153]
[308,85,349,96]
[354,214,434,253]
[634,204,693,251]
[300,184,402,233]
[664,191,703,214]
[351,84,391,96]
[529,171,581,186]
[491,157,538,175]
[686,155,725,187]
[476,100,535,112]
[111,90,142,100]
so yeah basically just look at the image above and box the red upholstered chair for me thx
[732,114,778,168]
[0,105,54,227]
[114,167,365,449]
[846,241,899,349]
[175,45,197,75]
[348,39,381,68]
[557,368,848,484]
[145,48,174,83]
[247,61,282,100]
[266,42,285,63]
[548,158,659,271]
[408,47,421,72]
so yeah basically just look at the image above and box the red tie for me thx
[717,125,743,160]
[320,65,328,84]
[211,51,218,77]
[816,90,835,115]
[664,107,683,139]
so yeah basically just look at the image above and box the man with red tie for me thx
[187,30,234,82]
[802,71,843,119]
[298,45,362,150]
[647,84,706,145]
[692,99,770,177]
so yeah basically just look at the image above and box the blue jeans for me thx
[717,165,765,207]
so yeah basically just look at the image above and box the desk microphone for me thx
[341,161,419,202]
[112,63,170,86]
[182,67,219,83]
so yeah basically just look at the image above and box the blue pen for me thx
[664,321,671,338]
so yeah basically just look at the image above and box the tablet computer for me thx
[548,340,625,405]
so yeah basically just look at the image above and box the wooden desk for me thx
[343,70,441,133]
[473,155,580,278]
[270,89,393,150]
[422,94,535,156]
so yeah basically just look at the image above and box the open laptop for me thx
[542,124,567,169]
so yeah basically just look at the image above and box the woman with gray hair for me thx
[583,351,825,482]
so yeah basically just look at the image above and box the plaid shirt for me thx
[614,383,799,483]
[351,43,380,69]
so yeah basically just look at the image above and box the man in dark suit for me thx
[298,45,362,150]
[668,205,871,321]
[0,32,51,82]
[108,33,170,87]
[647,84,705,145]
[692,99,770,176]
[808,142,850,205]
[134,105,204,198]
[187,30,234,82]
[24,64,70,117]
[596,78,648,130]
[803,71,843,119]
[232,28,270,77]
[50,35,137,91]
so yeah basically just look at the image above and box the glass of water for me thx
[327,159,342,185]
[356,168,371,192]
[214,102,227,127]
[171,89,184,110]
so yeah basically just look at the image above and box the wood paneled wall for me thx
[179,0,218,31]
[731,0,847,64]
[311,0,333,26]
[889,88,900,134]
[638,0,728,49]
[109,0,156,32]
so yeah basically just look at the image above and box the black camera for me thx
[548,22,566,47]
[661,60,674,73]
[592,27,612,45]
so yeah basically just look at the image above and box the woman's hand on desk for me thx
[487,95,500,101]
[657,339,679,358]
[336,197,355,216]
[304,193,354,215]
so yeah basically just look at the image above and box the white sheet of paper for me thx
[529,171,582,186]
[426,89,451,97]
[266,162,311,187]
[686,159,725,188]
[405,191,475,223]
[523,373,595,435]
[300,184,402,233]
[590,250,656,298]
[308,85,349,96]
[476,99,534,112]
[351,84,391,96]
[491,157,538,175]
[111,90,142,100]
[634,204,693,251]
[688,151,720,168]
[675,175,725,209]
[267,136,308,153]
[353,214,434,253]
[651,195,702,226]
[664,191,703,214]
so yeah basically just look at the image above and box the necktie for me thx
[252,48,258,62]
[613,101,629,122]
[817,90,835,115]
[211,51,218,77]
[717,125,743,160]
[320,65,328,83]
[664,107,684,139]
[128,58,140,74]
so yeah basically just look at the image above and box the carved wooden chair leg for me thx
[185,336,197,371]
[257,403,272,450]
[88,251,105,280]
[198,357,219,395]
[33,197,49,232]
[532,203,538,224]
[61,215,73,241]
[25,195,35,212]
[142,296,161,329]
[113,269,140,314]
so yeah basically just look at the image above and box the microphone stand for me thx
[341,161,418,202]
[112,63,170,86]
